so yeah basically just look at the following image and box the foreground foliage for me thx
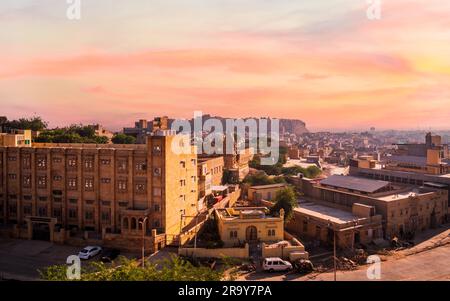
[39,255,226,281]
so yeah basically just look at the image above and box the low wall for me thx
[179,243,249,259]
[262,243,307,260]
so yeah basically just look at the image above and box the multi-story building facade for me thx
[0,131,198,248]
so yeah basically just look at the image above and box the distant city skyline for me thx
[1,0,450,131]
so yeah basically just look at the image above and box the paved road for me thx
[0,239,138,280]
[240,229,450,281]
[0,239,82,280]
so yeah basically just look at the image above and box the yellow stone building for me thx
[0,130,198,249]
[215,207,284,247]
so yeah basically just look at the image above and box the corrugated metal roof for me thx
[320,175,389,193]
[388,155,427,167]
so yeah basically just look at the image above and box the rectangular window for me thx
[101,178,111,184]
[53,175,62,181]
[68,178,77,190]
[23,175,31,187]
[68,208,77,219]
[37,176,47,188]
[53,208,62,218]
[180,161,186,168]
[8,156,17,161]
[38,206,47,217]
[9,203,17,214]
[118,180,127,192]
[135,162,146,171]
[23,205,32,216]
[85,211,94,220]
[154,204,161,212]
[84,178,94,190]
[8,174,17,180]
[101,159,111,165]
[84,158,94,170]
[68,157,77,168]
[37,157,47,168]
[22,156,31,169]
[101,210,111,223]
[53,157,62,164]
[117,160,127,172]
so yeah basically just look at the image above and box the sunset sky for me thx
[1,0,450,131]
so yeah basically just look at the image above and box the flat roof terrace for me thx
[294,202,364,225]
[373,187,437,202]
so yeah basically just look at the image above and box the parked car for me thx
[100,249,120,263]
[78,246,102,260]
[293,259,314,274]
[262,257,292,272]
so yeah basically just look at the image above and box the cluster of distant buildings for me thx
[1,114,449,259]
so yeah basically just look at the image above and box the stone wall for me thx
[179,243,249,259]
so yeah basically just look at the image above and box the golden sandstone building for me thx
[0,130,198,250]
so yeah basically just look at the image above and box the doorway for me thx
[246,226,258,242]
[32,223,50,241]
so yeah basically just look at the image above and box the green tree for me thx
[34,124,109,144]
[243,172,285,186]
[270,187,297,222]
[5,116,48,131]
[112,133,136,144]
[281,165,321,178]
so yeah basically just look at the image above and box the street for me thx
[240,228,450,281]
[0,239,138,280]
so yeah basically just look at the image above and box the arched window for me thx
[138,218,143,230]
[123,217,129,230]
[131,217,137,230]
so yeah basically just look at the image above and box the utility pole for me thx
[178,210,184,253]
[193,211,199,253]
[328,220,337,281]
[139,217,148,268]
[333,228,337,281]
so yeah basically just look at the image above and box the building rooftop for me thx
[249,183,288,190]
[374,187,436,202]
[320,175,390,193]
[387,155,427,167]
[216,207,280,221]
[294,202,363,225]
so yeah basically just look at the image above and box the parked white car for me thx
[78,246,102,260]
[262,257,293,272]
